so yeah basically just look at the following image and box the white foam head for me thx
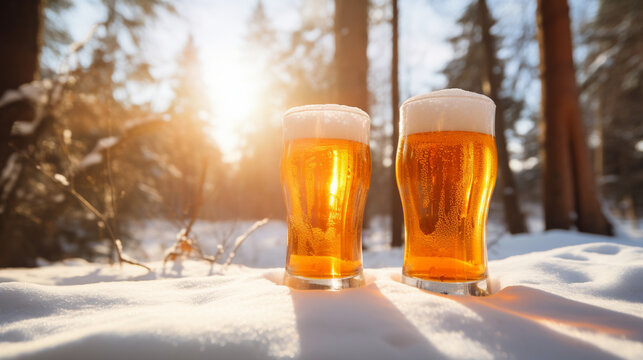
[400,89,495,136]
[283,104,370,144]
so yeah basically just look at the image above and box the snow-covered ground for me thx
[1,220,642,359]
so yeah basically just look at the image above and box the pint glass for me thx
[396,89,497,295]
[281,105,371,290]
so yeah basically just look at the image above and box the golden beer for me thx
[281,105,370,289]
[397,131,497,281]
[397,89,497,295]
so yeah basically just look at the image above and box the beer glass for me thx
[396,89,497,295]
[281,104,371,290]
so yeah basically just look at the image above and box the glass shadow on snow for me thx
[290,282,441,360]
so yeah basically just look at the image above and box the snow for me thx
[1,221,642,360]
[78,136,119,170]
[0,154,22,215]
[0,90,23,109]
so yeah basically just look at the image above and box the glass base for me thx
[401,274,490,296]
[284,271,365,290]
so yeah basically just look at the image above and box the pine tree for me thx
[235,0,283,219]
[163,36,222,222]
[443,0,528,234]
[278,0,336,107]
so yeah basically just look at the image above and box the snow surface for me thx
[1,221,642,360]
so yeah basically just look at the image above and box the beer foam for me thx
[400,89,495,136]
[283,104,370,144]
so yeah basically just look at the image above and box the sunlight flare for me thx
[203,55,264,162]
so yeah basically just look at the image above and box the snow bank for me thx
[1,230,642,360]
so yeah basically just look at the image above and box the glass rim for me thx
[284,104,370,121]
[401,89,494,109]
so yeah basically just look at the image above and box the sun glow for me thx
[202,54,264,163]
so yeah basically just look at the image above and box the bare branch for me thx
[13,147,150,272]
[76,119,167,174]
[224,218,269,267]
[212,244,225,263]
[162,157,213,266]
[184,156,208,238]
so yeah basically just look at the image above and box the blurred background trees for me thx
[0,0,640,267]
[580,0,642,229]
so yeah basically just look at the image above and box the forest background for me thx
[0,0,640,267]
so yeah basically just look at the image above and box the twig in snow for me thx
[163,157,216,265]
[209,220,240,263]
[161,158,270,269]
[163,228,216,265]
[163,217,270,269]
[224,218,269,267]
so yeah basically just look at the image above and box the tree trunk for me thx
[390,0,403,247]
[537,0,612,235]
[478,0,528,234]
[334,0,369,112]
[537,0,575,230]
[0,0,42,267]
[0,0,42,173]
